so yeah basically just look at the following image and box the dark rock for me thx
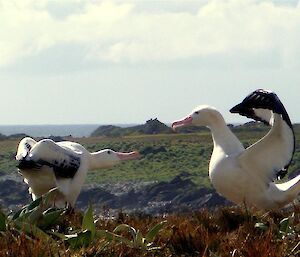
[75,173,230,214]
[90,125,123,137]
[116,189,139,208]
[8,133,28,139]
[0,173,230,214]
[132,118,172,135]
[47,135,65,142]
[0,133,7,141]
[91,118,172,137]
[0,179,31,209]
[77,187,117,209]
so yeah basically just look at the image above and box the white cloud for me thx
[1,0,300,67]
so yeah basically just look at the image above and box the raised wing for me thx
[230,89,295,181]
[17,139,81,179]
[230,89,292,127]
[16,137,37,161]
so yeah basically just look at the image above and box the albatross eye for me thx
[195,111,199,115]
[107,150,111,154]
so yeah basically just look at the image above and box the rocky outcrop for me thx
[130,118,172,135]
[0,133,29,141]
[90,119,291,138]
[0,174,230,214]
[91,125,125,137]
[77,173,230,214]
[0,133,7,141]
[91,118,173,137]
[0,179,31,210]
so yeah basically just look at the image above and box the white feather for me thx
[16,138,140,207]
[174,103,297,210]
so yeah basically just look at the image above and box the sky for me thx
[0,0,300,125]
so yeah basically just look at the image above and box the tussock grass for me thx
[1,205,300,256]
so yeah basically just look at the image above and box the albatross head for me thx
[172,105,221,131]
[91,149,141,169]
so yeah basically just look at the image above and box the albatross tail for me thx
[270,175,300,208]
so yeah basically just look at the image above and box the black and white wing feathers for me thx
[17,139,81,179]
[230,89,293,127]
[16,137,37,160]
[230,89,295,181]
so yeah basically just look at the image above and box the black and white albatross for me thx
[172,89,297,210]
[16,137,140,208]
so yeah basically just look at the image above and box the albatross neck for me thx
[208,114,244,155]
[88,152,116,170]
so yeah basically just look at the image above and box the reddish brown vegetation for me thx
[0,206,300,257]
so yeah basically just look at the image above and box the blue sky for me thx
[0,0,299,124]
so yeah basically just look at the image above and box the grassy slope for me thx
[85,133,213,187]
[1,125,300,189]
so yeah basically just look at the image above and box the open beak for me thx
[116,151,141,161]
[172,116,193,131]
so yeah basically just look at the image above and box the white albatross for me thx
[172,89,297,210]
[16,137,140,208]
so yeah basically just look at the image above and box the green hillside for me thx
[1,123,299,189]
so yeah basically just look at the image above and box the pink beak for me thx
[116,151,141,161]
[172,116,193,131]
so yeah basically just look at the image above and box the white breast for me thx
[21,166,57,200]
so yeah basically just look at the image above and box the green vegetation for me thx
[86,133,213,188]
[86,123,300,187]
[0,132,215,187]
[0,124,299,255]
[1,190,300,256]
[1,123,300,189]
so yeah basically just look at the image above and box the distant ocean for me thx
[0,124,134,138]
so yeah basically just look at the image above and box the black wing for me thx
[230,89,293,128]
[230,89,295,180]
[17,139,81,179]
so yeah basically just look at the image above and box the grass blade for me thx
[82,204,96,239]
[135,230,145,248]
[40,209,64,229]
[14,220,52,242]
[114,224,136,240]
[65,230,92,249]
[145,220,167,243]
[0,211,6,231]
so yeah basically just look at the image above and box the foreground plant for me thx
[51,204,97,249]
[0,188,64,241]
[255,212,297,240]
[2,189,300,256]
[53,204,167,251]
[108,220,167,251]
